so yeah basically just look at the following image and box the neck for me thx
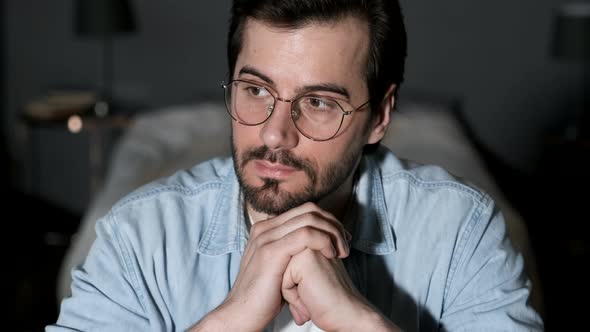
[247,163,359,224]
[316,167,357,221]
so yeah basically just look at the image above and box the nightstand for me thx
[20,112,132,214]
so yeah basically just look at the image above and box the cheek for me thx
[314,131,365,170]
[303,143,339,173]
[232,124,260,149]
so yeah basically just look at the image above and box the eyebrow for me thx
[238,65,351,100]
[238,66,275,85]
[295,84,350,100]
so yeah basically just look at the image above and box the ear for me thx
[367,84,397,144]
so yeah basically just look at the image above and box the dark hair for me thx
[227,0,407,114]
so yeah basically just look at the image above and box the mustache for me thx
[240,145,317,184]
[240,146,304,169]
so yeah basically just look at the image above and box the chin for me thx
[242,176,317,216]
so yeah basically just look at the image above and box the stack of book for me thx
[22,91,97,121]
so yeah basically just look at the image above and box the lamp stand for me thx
[580,66,589,139]
[95,33,113,117]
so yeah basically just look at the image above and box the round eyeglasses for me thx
[221,79,370,141]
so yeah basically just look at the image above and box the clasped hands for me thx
[206,202,397,332]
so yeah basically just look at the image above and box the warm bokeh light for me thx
[67,114,83,133]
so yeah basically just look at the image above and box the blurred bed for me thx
[56,93,543,313]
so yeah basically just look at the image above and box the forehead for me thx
[236,17,370,98]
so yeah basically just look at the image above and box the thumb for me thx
[282,286,311,325]
[282,261,311,325]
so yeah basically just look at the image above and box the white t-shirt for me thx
[272,304,323,332]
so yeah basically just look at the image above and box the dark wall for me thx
[4,1,229,110]
[1,1,5,175]
[400,0,585,171]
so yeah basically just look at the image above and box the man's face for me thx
[232,17,384,216]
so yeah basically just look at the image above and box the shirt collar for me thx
[344,149,397,255]
[197,150,397,256]
[197,163,249,256]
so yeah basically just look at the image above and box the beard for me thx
[231,137,362,216]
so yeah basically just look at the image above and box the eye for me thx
[309,98,327,109]
[301,97,339,112]
[245,85,270,98]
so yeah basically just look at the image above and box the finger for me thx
[256,212,349,259]
[282,276,298,304]
[280,211,349,257]
[283,255,312,325]
[250,202,341,239]
[238,225,339,285]
[241,203,321,268]
[283,281,311,325]
[242,202,348,267]
[268,226,339,263]
[289,301,311,325]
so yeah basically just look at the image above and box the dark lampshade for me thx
[75,0,137,37]
[551,3,590,62]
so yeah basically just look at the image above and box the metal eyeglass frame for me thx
[221,79,370,141]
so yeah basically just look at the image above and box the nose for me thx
[260,100,299,151]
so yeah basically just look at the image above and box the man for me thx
[48,0,543,331]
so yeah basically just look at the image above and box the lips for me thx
[253,160,299,179]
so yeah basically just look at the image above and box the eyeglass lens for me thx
[224,80,346,141]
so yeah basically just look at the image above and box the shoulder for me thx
[368,148,514,294]
[367,146,499,251]
[114,156,234,208]
[368,146,492,223]
[370,145,488,203]
[66,157,241,329]
[117,156,234,201]
[361,148,542,328]
[100,157,237,253]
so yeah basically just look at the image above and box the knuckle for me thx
[296,226,314,239]
[304,212,339,232]
[292,248,315,264]
[301,201,318,210]
[302,211,322,224]
[251,235,265,251]
[300,247,315,258]
[295,226,331,244]
[317,230,331,243]
[323,210,337,221]
[250,222,263,238]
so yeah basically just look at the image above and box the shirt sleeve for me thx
[439,199,544,331]
[46,213,152,331]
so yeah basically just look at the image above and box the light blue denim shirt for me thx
[47,146,543,331]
